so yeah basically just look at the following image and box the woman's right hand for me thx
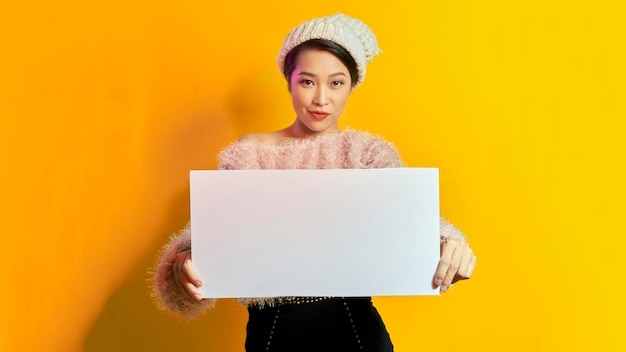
[172,249,204,301]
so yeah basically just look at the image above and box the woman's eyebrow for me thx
[298,71,347,77]
[298,71,316,77]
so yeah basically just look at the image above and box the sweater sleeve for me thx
[363,135,405,168]
[218,141,261,170]
[440,217,467,242]
[149,223,216,320]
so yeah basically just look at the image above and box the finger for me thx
[172,254,187,296]
[180,268,203,301]
[177,251,203,300]
[433,240,456,288]
[451,247,474,284]
[466,253,477,278]
[182,256,203,287]
[173,252,201,300]
[457,247,474,279]
[441,242,466,292]
[441,240,469,292]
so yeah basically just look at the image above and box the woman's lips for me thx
[309,110,330,120]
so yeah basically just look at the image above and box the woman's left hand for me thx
[433,238,476,293]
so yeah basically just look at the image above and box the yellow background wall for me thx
[1,0,624,351]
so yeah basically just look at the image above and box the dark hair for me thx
[283,39,359,89]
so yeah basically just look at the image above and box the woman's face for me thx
[289,49,352,136]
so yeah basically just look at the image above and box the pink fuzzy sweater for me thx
[150,129,465,320]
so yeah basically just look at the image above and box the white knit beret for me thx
[277,13,381,88]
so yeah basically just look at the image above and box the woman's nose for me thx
[313,88,329,106]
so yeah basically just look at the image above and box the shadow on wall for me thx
[82,140,251,350]
[84,69,296,351]
[83,258,247,352]
[83,107,245,350]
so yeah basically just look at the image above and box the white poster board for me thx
[190,168,440,298]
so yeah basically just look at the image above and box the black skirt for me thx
[245,297,393,352]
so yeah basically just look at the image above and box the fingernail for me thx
[441,285,448,293]
[194,293,202,300]
[195,280,203,287]
[435,279,443,286]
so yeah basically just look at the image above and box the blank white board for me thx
[190,168,440,298]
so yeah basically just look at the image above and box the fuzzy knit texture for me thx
[149,223,216,320]
[277,13,381,89]
[150,129,466,320]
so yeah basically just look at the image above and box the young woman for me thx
[151,13,476,352]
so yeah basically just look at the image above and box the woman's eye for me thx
[332,81,345,87]
[299,79,314,86]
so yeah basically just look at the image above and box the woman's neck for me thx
[284,120,340,139]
